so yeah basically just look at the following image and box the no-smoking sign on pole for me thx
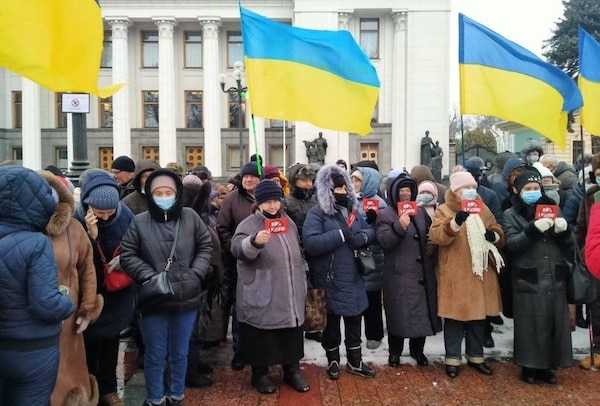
[62,93,90,113]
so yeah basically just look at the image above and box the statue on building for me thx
[430,140,444,183]
[420,130,434,167]
[303,140,320,164]
[313,132,328,165]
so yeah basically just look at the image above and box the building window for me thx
[143,91,159,128]
[99,147,113,170]
[372,98,379,123]
[12,147,23,164]
[227,32,243,68]
[184,32,202,68]
[229,93,245,128]
[592,136,600,155]
[12,91,22,128]
[186,146,204,172]
[101,31,112,68]
[360,143,379,163]
[269,119,292,128]
[572,140,583,165]
[268,145,290,168]
[56,93,67,128]
[360,18,379,59]
[100,96,113,128]
[142,146,159,161]
[185,91,202,128]
[227,145,247,170]
[55,147,68,171]
[142,31,159,68]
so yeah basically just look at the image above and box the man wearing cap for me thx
[73,170,134,406]
[111,156,136,199]
[216,161,262,371]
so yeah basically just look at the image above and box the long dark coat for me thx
[503,194,574,369]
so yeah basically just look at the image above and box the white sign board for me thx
[61,94,90,113]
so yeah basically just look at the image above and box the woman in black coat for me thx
[503,170,573,385]
[376,173,441,368]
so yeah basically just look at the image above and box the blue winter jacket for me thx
[0,167,74,348]
[563,183,584,226]
[303,165,373,317]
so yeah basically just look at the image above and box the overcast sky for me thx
[449,0,566,108]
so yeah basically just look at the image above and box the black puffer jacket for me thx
[120,169,214,314]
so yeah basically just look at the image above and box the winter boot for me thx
[283,363,310,392]
[346,346,375,378]
[325,347,341,380]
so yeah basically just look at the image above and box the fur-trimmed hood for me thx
[37,170,74,237]
[314,164,357,215]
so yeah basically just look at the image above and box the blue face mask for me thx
[154,196,176,211]
[416,194,434,204]
[461,189,478,200]
[521,190,542,205]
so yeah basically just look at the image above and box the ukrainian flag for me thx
[579,27,600,136]
[240,7,380,136]
[459,14,582,149]
[0,0,121,97]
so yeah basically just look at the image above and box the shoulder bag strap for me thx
[164,220,180,272]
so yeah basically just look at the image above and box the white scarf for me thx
[465,214,505,279]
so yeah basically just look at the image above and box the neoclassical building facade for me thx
[0,0,451,177]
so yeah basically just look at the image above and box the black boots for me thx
[251,366,276,394]
[283,363,310,392]
[346,346,375,378]
[326,347,341,380]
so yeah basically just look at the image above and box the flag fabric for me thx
[459,14,582,149]
[0,0,121,97]
[579,26,600,135]
[240,7,380,135]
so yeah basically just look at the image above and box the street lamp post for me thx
[220,61,248,169]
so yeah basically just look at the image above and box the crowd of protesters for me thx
[3,140,600,405]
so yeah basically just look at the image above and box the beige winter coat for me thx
[40,172,103,406]
[429,189,504,321]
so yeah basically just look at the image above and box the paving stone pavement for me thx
[118,318,600,405]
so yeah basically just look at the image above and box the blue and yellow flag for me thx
[0,0,121,97]
[459,14,582,149]
[579,27,600,136]
[240,7,380,135]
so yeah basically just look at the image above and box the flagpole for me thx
[251,114,262,176]
[460,115,466,166]
[282,121,287,177]
[580,123,585,186]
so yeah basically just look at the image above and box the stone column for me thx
[108,18,132,158]
[153,17,177,166]
[21,78,41,169]
[199,18,222,176]
[391,11,408,170]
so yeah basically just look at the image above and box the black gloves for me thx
[484,229,496,242]
[341,228,354,242]
[455,211,470,226]
[366,209,377,225]
[350,231,368,249]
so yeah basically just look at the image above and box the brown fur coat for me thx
[429,189,504,321]
[40,172,104,406]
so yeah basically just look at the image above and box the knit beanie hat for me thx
[165,162,184,177]
[83,185,120,210]
[241,162,261,178]
[182,174,203,187]
[532,162,554,179]
[150,175,177,194]
[255,179,283,205]
[263,165,280,180]
[418,180,437,196]
[513,169,542,193]
[449,171,477,193]
[111,156,135,173]
[350,170,363,182]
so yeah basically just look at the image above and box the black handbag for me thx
[354,247,376,275]
[567,242,597,304]
[136,221,179,307]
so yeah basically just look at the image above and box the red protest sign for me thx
[362,198,380,212]
[346,210,357,227]
[535,204,558,220]
[265,217,289,234]
[397,201,417,216]
[461,198,483,214]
